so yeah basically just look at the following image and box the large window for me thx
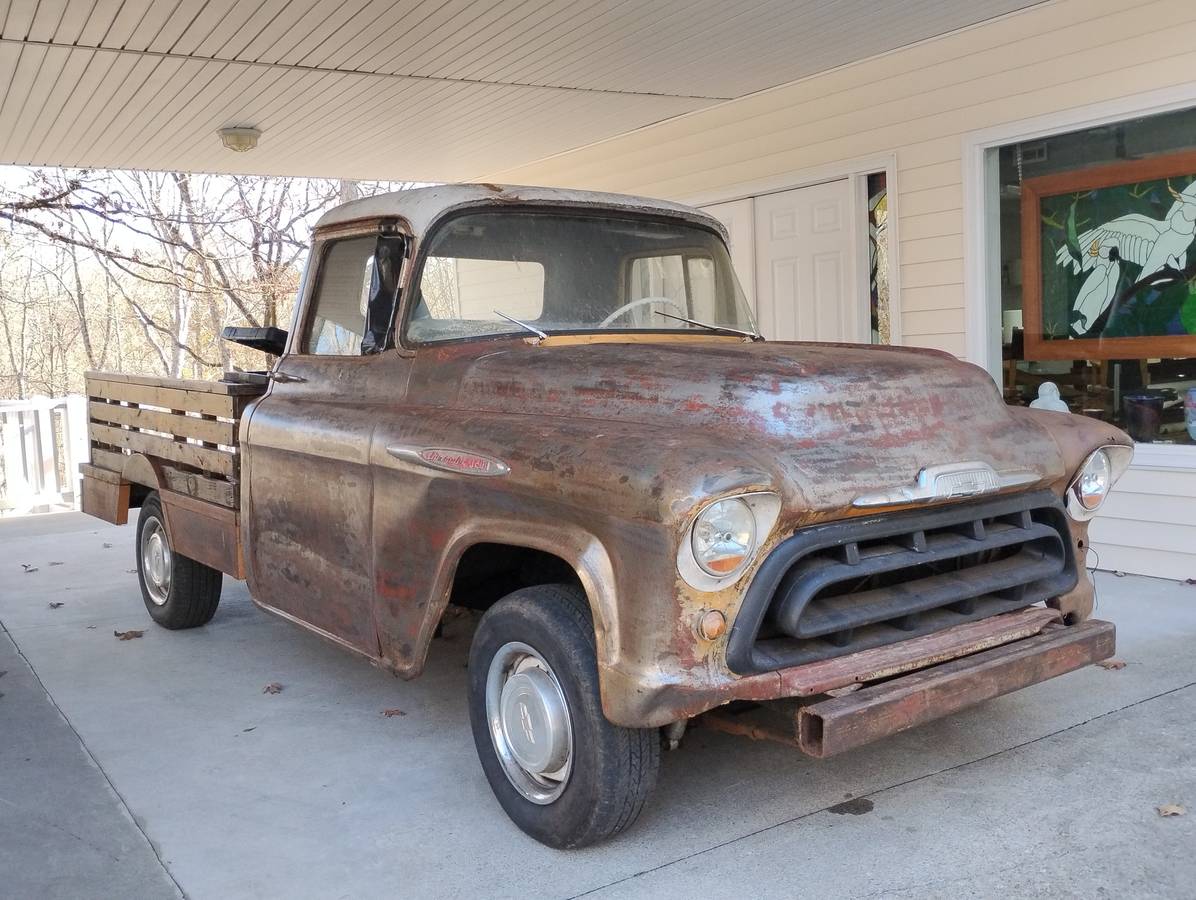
[994,107,1196,445]
[406,212,755,344]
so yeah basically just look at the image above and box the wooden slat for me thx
[88,445,130,477]
[84,370,265,395]
[86,377,241,419]
[79,462,125,485]
[160,465,238,508]
[87,446,239,508]
[88,400,237,445]
[89,422,235,477]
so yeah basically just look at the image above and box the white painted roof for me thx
[315,183,726,238]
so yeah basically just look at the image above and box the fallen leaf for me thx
[48,602,64,609]
[1185,578,1196,586]
[381,708,407,718]
[1097,658,1126,670]
[1113,570,1127,577]
[113,629,144,641]
[1157,804,1186,817]
[86,625,97,630]
[262,682,283,694]
[48,561,64,567]
[126,569,137,574]
[242,726,256,733]
[102,542,113,549]
[21,564,38,574]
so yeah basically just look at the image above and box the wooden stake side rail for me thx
[83,372,267,511]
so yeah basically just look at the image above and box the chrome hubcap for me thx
[140,516,172,606]
[486,641,573,804]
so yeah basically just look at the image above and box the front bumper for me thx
[702,617,1115,756]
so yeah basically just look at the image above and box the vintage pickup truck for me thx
[80,184,1132,848]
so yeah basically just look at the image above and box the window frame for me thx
[296,233,382,358]
[397,205,741,349]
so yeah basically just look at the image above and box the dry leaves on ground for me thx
[262,682,284,694]
[48,602,64,609]
[114,629,144,641]
[1157,804,1187,817]
[1096,658,1127,670]
[21,564,38,573]
[381,708,407,718]
[102,543,113,549]
[1112,570,1127,577]
[48,561,63,567]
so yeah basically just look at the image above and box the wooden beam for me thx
[89,422,235,477]
[88,400,236,445]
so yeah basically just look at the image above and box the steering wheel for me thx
[599,296,689,328]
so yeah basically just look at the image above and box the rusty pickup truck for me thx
[80,184,1132,848]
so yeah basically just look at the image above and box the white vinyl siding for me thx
[491,0,1196,356]
[492,0,1196,581]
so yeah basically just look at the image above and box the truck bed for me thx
[80,371,267,577]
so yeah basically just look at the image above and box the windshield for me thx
[405,211,756,343]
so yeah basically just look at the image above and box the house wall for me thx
[490,0,1196,581]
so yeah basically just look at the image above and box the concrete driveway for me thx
[2,512,1194,899]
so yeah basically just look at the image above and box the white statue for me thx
[1029,381,1070,413]
[1054,179,1196,336]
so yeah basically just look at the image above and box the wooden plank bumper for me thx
[797,619,1116,757]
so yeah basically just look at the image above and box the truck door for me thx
[243,229,409,656]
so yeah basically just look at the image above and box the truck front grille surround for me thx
[725,490,1077,675]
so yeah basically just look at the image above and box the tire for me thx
[135,492,222,629]
[467,583,660,848]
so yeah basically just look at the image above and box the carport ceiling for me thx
[0,0,1042,181]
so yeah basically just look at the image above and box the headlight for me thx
[1066,446,1132,520]
[1074,449,1111,510]
[692,498,756,576]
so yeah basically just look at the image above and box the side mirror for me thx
[221,326,288,356]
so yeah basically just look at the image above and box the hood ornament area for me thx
[852,462,1038,509]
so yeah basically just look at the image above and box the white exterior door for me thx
[750,180,861,343]
[701,197,756,306]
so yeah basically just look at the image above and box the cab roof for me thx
[313,183,726,240]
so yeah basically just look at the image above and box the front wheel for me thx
[467,584,660,848]
[136,492,222,629]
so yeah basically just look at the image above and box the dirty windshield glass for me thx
[406,211,756,343]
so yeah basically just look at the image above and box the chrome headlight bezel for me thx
[678,492,782,591]
[1066,445,1133,520]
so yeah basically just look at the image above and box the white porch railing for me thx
[0,396,89,517]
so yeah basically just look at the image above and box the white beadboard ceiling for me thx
[0,0,1042,181]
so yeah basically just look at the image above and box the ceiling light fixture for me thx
[218,127,261,152]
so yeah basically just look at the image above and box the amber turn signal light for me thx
[696,609,727,641]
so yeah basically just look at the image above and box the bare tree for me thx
[0,167,415,393]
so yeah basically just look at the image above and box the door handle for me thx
[270,371,306,384]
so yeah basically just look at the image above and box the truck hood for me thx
[425,339,1066,511]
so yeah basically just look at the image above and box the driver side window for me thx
[302,237,376,355]
[628,254,718,324]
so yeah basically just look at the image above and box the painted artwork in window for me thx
[867,172,890,344]
[1020,149,1196,360]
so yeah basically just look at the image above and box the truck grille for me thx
[725,490,1077,675]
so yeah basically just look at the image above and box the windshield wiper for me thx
[494,309,548,341]
[654,310,762,340]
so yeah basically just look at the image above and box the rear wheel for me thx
[135,492,222,629]
[467,584,660,848]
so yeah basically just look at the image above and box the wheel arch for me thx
[398,520,622,680]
